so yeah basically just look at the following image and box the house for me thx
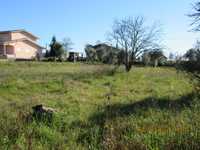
[91,43,121,64]
[0,29,43,60]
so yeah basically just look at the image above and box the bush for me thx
[177,61,200,73]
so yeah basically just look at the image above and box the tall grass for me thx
[0,62,199,149]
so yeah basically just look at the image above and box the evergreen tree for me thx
[49,36,64,60]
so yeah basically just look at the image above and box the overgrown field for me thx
[0,62,199,150]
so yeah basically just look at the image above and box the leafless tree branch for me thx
[108,16,162,72]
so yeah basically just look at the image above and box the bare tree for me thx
[108,16,162,72]
[62,38,73,51]
[189,1,200,31]
[62,38,73,60]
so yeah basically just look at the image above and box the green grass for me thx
[0,62,199,150]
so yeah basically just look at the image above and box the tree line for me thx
[43,1,200,74]
[85,16,166,72]
[178,1,200,74]
[44,16,166,70]
[44,36,73,61]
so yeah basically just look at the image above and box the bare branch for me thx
[108,16,163,72]
[189,2,200,31]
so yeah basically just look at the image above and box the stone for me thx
[32,104,56,123]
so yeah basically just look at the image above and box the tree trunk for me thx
[125,62,132,72]
[124,42,132,72]
[154,59,158,67]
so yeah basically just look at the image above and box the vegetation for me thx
[0,62,199,149]
[62,37,73,52]
[189,1,200,31]
[62,38,74,60]
[85,43,120,64]
[108,16,163,72]
[85,44,99,62]
[148,49,166,67]
[45,36,65,61]
[176,41,200,74]
[84,16,164,70]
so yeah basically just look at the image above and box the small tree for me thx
[49,36,64,60]
[62,37,73,51]
[62,38,73,60]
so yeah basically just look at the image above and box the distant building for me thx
[92,43,119,52]
[91,43,121,64]
[68,51,85,62]
[0,29,44,60]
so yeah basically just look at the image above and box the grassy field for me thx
[0,62,199,150]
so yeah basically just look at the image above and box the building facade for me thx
[0,30,43,60]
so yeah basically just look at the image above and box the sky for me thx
[0,0,199,56]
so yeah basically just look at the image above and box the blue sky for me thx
[0,0,199,55]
